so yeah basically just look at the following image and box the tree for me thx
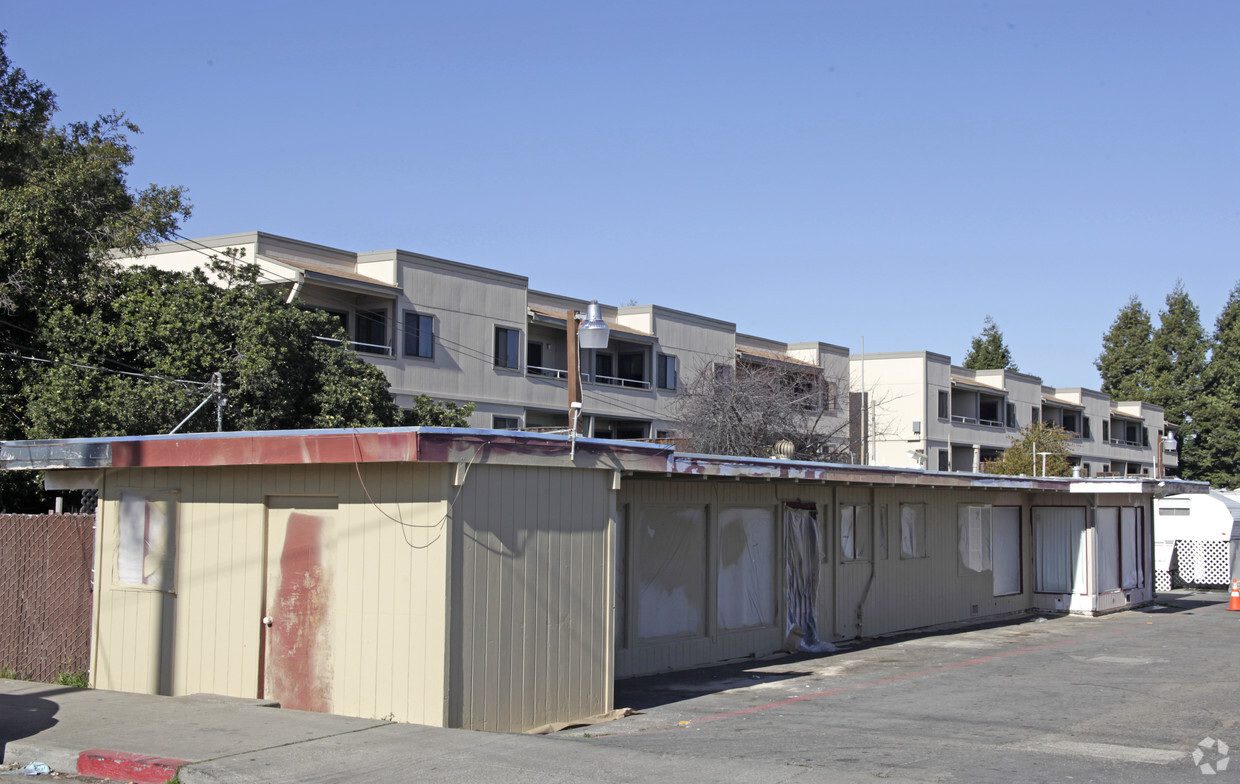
[672,358,849,461]
[983,421,1074,477]
[21,258,475,438]
[1184,282,1240,486]
[963,316,1018,371]
[1148,282,1207,427]
[1095,295,1153,401]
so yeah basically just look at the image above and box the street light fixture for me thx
[565,301,611,439]
[1157,431,1177,478]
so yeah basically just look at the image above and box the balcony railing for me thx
[592,373,653,391]
[315,335,393,356]
[527,365,570,380]
[951,415,1006,428]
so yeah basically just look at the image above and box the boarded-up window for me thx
[1096,507,1121,593]
[900,503,926,559]
[1121,507,1143,589]
[117,490,177,591]
[637,506,706,640]
[958,505,992,574]
[840,504,871,561]
[1034,506,1087,593]
[992,507,1021,596]
[717,508,776,631]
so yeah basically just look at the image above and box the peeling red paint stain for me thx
[266,512,332,713]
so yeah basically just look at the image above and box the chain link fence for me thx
[0,514,94,682]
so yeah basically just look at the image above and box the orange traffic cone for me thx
[1230,579,1240,612]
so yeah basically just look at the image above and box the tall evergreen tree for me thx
[1148,282,1206,426]
[1188,283,1240,486]
[1094,295,1153,400]
[963,316,1018,371]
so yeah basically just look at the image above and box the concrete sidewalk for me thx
[0,678,863,784]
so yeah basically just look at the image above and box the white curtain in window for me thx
[992,507,1021,596]
[900,504,926,558]
[958,505,992,574]
[118,491,176,591]
[1121,507,1141,589]
[785,506,823,647]
[1034,507,1086,593]
[840,506,855,559]
[1096,508,1121,593]
[841,505,871,560]
[717,507,776,630]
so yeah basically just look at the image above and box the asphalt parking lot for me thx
[557,589,1239,783]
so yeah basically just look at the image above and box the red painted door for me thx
[262,497,337,712]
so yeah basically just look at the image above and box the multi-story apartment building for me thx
[119,232,850,450]
[850,351,1178,477]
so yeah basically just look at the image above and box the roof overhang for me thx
[2,429,1209,498]
[951,378,1006,395]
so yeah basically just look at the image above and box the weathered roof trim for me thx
[0,429,1209,496]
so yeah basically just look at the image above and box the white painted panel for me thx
[717,507,775,631]
[637,506,706,640]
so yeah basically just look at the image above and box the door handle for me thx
[262,616,273,627]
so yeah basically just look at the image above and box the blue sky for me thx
[5,1,1237,389]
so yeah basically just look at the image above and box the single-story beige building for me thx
[1,428,1204,732]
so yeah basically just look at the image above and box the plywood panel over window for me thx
[992,507,1021,596]
[717,507,775,631]
[637,506,706,640]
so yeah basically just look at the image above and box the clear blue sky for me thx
[6,1,1237,389]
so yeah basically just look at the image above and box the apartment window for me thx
[938,390,949,419]
[1006,403,1017,428]
[1083,417,1092,439]
[1062,412,1078,434]
[618,352,645,384]
[402,312,433,359]
[1142,427,1150,447]
[1103,420,1110,443]
[354,309,388,354]
[494,327,521,369]
[937,450,949,471]
[1032,406,1040,424]
[595,352,614,380]
[899,503,927,559]
[657,354,678,390]
[840,504,872,561]
[492,416,520,430]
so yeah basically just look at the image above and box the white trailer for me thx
[1154,489,1240,589]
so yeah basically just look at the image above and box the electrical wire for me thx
[0,340,212,390]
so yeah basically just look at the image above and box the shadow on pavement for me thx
[0,686,75,761]
[615,614,1041,711]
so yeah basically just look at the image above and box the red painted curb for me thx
[78,749,187,783]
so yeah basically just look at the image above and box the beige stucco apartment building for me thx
[117,232,849,451]
[851,351,1177,477]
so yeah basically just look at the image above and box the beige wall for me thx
[93,463,453,725]
[447,464,616,732]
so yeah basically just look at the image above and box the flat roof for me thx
[0,428,1207,497]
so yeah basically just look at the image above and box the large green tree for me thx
[1148,282,1207,426]
[1186,283,1240,486]
[1095,295,1153,400]
[0,36,470,509]
[963,316,1018,371]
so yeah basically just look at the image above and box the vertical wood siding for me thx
[93,463,452,725]
[447,464,615,732]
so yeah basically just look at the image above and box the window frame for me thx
[839,503,872,562]
[656,354,678,390]
[899,502,927,559]
[402,311,434,360]
[494,326,521,370]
